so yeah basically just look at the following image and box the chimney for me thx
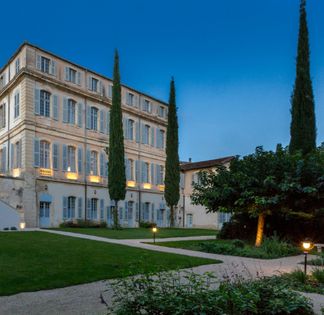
[189,158,192,163]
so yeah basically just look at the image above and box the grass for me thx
[52,227,217,239]
[149,237,301,259]
[0,232,219,296]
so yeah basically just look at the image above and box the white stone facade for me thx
[0,43,170,228]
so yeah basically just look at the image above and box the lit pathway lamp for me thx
[302,239,313,275]
[152,227,158,244]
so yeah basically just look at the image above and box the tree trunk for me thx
[170,205,175,227]
[113,200,120,230]
[255,213,266,247]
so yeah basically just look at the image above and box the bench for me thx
[314,243,324,253]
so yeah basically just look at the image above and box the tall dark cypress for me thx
[108,50,126,229]
[164,78,180,227]
[289,0,316,155]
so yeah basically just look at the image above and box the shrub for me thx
[312,269,324,284]
[139,221,156,229]
[232,239,245,248]
[260,235,300,257]
[290,269,308,284]
[109,271,314,315]
[59,220,107,228]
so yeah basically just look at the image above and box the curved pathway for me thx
[1,229,323,315]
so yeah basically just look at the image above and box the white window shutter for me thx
[87,77,92,90]
[63,197,68,219]
[77,72,82,86]
[36,55,41,70]
[50,60,57,76]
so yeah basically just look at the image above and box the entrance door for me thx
[186,214,193,228]
[39,202,51,228]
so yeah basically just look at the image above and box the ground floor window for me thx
[142,202,150,221]
[90,198,98,220]
[67,196,76,219]
[40,202,50,218]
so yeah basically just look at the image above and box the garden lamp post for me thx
[152,227,157,244]
[302,239,313,275]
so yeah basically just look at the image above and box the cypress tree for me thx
[289,0,316,155]
[164,78,180,227]
[108,50,126,229]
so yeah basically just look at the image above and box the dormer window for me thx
[91,78,98,92]
[41,57,50,74]
[126,92,134,106]
[158,106,165,118]
[143,99,151,112]
[36,55,56,76]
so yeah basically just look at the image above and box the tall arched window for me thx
[67,99,76,124]
[90,107,98,131]
[40,90,51,117]
[40,140,50,168]
[90,150,98,175]
[67,146,76,172]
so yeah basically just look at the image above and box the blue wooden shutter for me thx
[78,198,82,218]
[50,60,57,76]
[78,146,83,174]
[86,106,91,129]
[63,98,68,123]
[86,149,91,175]
[53,143,59,170]
[135,160,140,182]
[34,138,40,167]
[151,203,155,222]
[150,127,155,146]
[135,122,140,143]
[150,163,155,184]
[1,146,6,173]
[100,199,104,219]
[34,89,40,115]
[63,197,68,219]
[125,201,128,221]
[36,55,41,70]
[106,110,110,134]
[156,129,160,148]
[126,159,131,180]
[135,202,139,221]
[105,154,108,177]
[62,144,67,171]
[10,143,14,170]
[155,164,160,185]
[77,103,83,127]
[141,161,145,183]
[99,110,104,133]
[77,72,81,85]
[64,67,69,81]
[52,95,58,120]
[100,152,104,176]
[87,198,91,219]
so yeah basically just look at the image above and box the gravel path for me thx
[1,229,323,315]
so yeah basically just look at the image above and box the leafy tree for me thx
[290,0,316,155]
[108,50,126,229]
[192,146,324,247]
[164,78,180,227]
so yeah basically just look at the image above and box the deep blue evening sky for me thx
[1,0,323,161]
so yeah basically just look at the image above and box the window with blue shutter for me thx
[100,199,104,219]
[78,146,83,174]
[63,98,68,123]
[34,89,40,115]
[62,144,68,171]
[53,143,59,170]
[77,103,83,127]
[78,198,82,219]
[34,138,40,167]
[63,196,68,219]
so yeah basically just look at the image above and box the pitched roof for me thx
[180,156,235,172]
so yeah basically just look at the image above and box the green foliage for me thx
[109,271,314,315]
[308,254,324,266]
[232,239,245,248]
[164,78,180,227]
[312,269,324,284]
[59,220,107,228]
[192,146,324,244]
[108,50,126,229]
[139,221,157,228]
[290,269,308,284]
[290,0,316,155]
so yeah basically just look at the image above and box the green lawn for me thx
[53,227,217,239]
[149,238,301,259]
[0,232,217,296]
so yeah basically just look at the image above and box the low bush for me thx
[109,271,314,315]
[59,220,107,228]
[312,268,324,284]
[232,239,245,248]
[139,221,156,229]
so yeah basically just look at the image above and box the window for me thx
[143,99,150,112]
[40,202,50,218]
[143,202,150,221]
[157,165,164,185]
[90,151,98,175]
[90,77,98,92]
[90,198,98,219]
[127,119,134,140]
[143,125,150,145]
[14,92,20,118]
[67,99,76,124]
[158,106,165,118]
[40,90,51,117]
[126,92,134,106]
[67,146,76,172]
[15,58,20,74]
[66,68,77,83]
[90,107,98,131]
[108,85,113,98]
[41,56,50,74]
[0,74,6,89]
[157,129,165,149]
[14,141,21,168]
[142,162,149,183]
[40,140,50,169]
[0,104,6,129]
[67,196,76,219]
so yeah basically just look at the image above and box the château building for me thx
[0,42,169,229]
